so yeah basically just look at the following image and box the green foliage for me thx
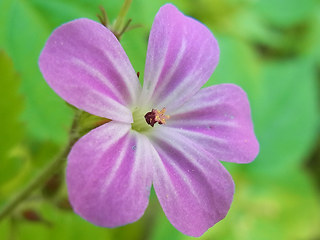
[206,36,261,97]
[0,50,24,192]
[253,0,317,27]
[250,57,319,175]
[0,0,319,239]
[206,170,320,240]
[0,51,23,158]
[0,203,113,240]
[149,170,320,240]
[0,0,74,143]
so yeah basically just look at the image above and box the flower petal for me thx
[141,4,219,111]
[39,18,140,122]
[149,129,234,237]
[166,84,259,163]
[67,122,153,227]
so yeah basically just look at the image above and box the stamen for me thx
[144,108,170,127]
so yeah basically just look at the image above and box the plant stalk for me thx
[0,110,82,222]
[113,0,132,32]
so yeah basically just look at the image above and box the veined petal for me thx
[141,4,219,111]
[39,19,141,122]
[67,122,153,227]
[166,84,259,163]
[149,129,234,237]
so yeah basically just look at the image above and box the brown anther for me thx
[144,108,170,127]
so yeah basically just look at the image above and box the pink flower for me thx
[39,4,259,237]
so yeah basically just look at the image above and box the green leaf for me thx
[307,8,320,63]
[197,170,320,240]
[253,0,317,27]
[248,57,319,175]
[0,50,25,188]
[0,50,23,158]
[0,199,152,240]
[228,10,282,47]
[206,36,261,102]
[149,199,184,240]
[0,203,113,240]
[0,0,74,143]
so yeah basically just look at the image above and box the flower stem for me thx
[0,110,82,222]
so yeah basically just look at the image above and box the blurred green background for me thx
[0,0,319,239]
